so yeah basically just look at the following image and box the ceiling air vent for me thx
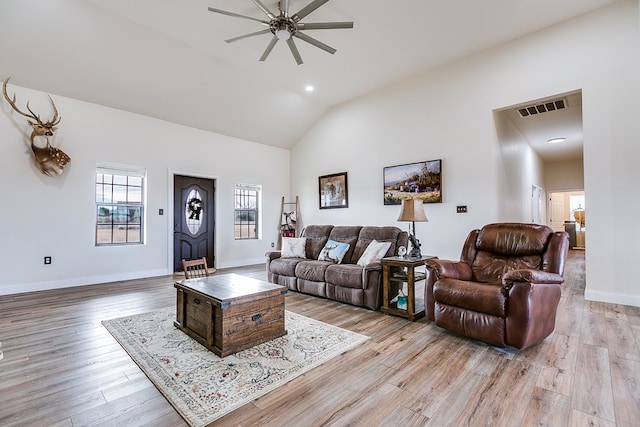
[517,98,567,118]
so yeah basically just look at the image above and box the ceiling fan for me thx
[208,0,353,65]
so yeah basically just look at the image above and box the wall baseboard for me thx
[217,258,266,269]
[585,289,640,308]
[0,269,170,296]
[0,260,268,296]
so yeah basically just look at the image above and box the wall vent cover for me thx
[517,98,567,117]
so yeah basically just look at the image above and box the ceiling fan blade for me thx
[294,32,336,55]
[286,38,304,65]
[225,29,271,43]
[298,21,354,30]
[292,0,330,21]
[259,36,279,62]
[250,0,276,19]
[207,7,268,25]
[280,0,290,17]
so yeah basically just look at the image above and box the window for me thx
[95,165,146,245]
[234,183,261,239]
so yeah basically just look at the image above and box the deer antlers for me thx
[2,77,70,176]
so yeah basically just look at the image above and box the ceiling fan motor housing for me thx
[271,17,298,40]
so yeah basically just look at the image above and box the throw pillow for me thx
[318,239,350,264]
[281,237,306,259]
[357,240,392,266]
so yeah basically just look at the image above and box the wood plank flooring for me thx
[1,250,639,426]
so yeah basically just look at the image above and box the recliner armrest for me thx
[265,251,282,262]
[362,262,382,271]
[502,269,564,288]
[426,259,473,281]
[504,278,562,349]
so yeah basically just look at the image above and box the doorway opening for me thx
[549,190,585,249]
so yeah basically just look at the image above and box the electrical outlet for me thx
[44,256,52,265]
[271,242,275,248]
[456,205,468,213]
[158,208,164,215]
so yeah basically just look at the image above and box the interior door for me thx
[531,185,543,224]
[174,175,215,272]
[549,192,566,232]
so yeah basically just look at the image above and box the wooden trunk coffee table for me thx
[174,273,287,357]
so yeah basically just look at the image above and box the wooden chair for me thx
[182,257,210,279]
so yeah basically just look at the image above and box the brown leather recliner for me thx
[425,223,569,349]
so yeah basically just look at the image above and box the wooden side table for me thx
[381,255,436,320]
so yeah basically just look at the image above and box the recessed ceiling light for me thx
[547,138,566,144]
[305,85,314,92]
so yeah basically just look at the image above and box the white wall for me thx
[545,160,585,191]
[0,86,290,295]
[291,0,640,307]
[494,111,546,223]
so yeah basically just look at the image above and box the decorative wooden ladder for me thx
[279,196,299,249]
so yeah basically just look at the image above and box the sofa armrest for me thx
[265,251,282,262]
[265,251,282,279]
[502,269,564,288]
[362,262,382,271]
[426,259,473,281]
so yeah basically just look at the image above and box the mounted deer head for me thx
[2,77,70,176]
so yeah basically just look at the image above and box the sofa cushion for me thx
[295,260,332,282]
[326,264,364,289]
[433,278,508,317]
[302,225,334,259]
[357,240,392,266]
[327,226,362,264]
[318,239,351,264]
[352,226,402,262]
[281,237,306,258]
[269,258,305,277]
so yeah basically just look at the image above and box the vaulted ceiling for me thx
[1,0,616,157]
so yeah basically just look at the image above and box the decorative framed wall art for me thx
[319,172,348,209]
[383,159,442,205]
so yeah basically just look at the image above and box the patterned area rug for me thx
[102,308,368,427]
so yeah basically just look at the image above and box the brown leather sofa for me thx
[425,223,569,349]
[266,225,408,310]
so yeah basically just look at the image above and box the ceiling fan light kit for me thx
[208,0,353,65]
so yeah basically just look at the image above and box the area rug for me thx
[102,308,368,427]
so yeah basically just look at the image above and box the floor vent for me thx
[517,98,567,117]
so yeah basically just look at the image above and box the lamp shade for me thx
[397,198,428,222]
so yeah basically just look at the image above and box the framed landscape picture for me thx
[319,172,348,209]
[383,159,442,205]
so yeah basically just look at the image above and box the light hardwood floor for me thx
[1,250,639,426]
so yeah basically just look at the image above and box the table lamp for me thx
[397,198,428,259]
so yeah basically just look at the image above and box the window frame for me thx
[95,164,146,246]
[234,183,261,240]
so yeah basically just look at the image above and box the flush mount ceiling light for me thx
[547,138,566,144]
[208,0,354,65]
